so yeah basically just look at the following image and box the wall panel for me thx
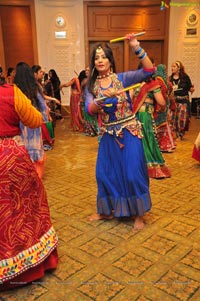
[85,1,169,71]
[0,0,38,70]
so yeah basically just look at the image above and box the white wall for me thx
[34,0,200,104]
[34,0,85,105]
[168,0,200,98]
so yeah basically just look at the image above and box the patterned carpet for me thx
[1,117,200,301]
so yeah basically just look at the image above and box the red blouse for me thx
[0,84,42,137]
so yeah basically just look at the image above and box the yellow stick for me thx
[120,83,141,93]
[110,31,146,43]
[110,37,127,43]
[95,83,141,102]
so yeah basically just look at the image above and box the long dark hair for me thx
[14,62,39,107]
[78,70,87,86]
[32,64,44,95]
[49,69,60,86]
[7,67,14,77]
[32,64,42,74]
[87,42,116,95]
[0,66,5,85]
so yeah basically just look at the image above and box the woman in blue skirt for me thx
[85,34,155,230]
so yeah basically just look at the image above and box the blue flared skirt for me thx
[96,129,151,217]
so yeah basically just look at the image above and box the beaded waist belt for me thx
[102,114,136,127]
[100,114,143,140]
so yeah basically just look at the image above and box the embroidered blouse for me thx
[85,69,154,138]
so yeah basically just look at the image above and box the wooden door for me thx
[0,2,37,70]
[129,40,163,70]
[85,1,169,71]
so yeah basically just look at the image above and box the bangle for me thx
[135,47,142,56]
[134,46,147,60]
[137,49,145,57]
[153,88,161,94]
[139,51,147,60]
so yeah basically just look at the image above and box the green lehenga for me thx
[137,102,171,178]
[132,80,171,179]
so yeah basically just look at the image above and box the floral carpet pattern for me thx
[0,116,200,301]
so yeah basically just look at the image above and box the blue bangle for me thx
[139,52,147,60]
[135,47,142,56]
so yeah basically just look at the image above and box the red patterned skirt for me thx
[0,137,58,291]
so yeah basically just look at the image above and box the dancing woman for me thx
[169,61,194,140]
[63,76,84,132]
[132,68,171,179]
[84,34,155,230]
[153,64,176,152]
[0,80,58,291]
[79,67,98,136]
[14,62,48,179]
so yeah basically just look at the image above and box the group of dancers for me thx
[0,32,198,292]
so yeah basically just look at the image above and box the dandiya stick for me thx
[110,31,146,43]
[95,83,141,103]
[120,83,141,93]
